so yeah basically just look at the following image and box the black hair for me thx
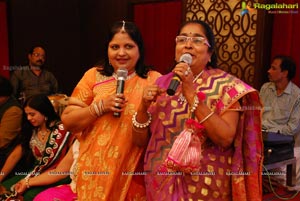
[177,20,217,68]
[0,76,13,96]
[273,55,296,80]
[23,94,60,129]
[28,45,46,54]
[99,21,151,78]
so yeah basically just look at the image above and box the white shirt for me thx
[260,81,300,146]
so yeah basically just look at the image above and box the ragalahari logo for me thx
[241,2,298,15]
[241,1,254,16]
[253,2,298,14]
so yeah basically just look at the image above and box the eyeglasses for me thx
[32,53,45,58]
[175,36,211,47]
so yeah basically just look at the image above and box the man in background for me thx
[0,76,23,169]
[10,45,58,102]
[260,55,300,191]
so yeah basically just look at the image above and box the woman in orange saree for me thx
[61,21,161,200]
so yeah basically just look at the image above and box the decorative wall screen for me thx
[185,0,257,86]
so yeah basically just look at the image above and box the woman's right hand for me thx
[14,179,27,194]
[141,85,165,109]
[132,85,164,147]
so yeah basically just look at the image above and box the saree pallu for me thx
[2,122,71,201]
[71,67,161,201]
[29,123,71,176]
[145,69,263,201]
[33,140,80,201]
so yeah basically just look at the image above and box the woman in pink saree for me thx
[132,20,263,200]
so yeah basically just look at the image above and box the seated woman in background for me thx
[0,94,71,201]
[14,133,81,201]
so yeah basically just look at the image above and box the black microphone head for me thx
[116,67,128,80]
[179,53,192,65]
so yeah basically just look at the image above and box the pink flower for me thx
[186,119,205,129]
[197,92,206,101]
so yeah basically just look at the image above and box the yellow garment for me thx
[71,67,161,201]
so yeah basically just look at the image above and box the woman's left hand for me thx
[101,93,128,114]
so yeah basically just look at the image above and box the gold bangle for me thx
[98,99,105,114]
[93,102,101,116]
[190,95,199,113]
[25,177,30,189]
[88,105,97,118]
[199,111,214,124]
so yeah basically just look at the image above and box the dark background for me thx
[6,0,139,95]
[3,0,300,95]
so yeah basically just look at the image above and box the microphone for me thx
[167,53,192,96]
[113,67,128,117]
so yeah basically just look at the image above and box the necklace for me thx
[112,71,136,80]
[178,70,204,104]
[38,129,50,141]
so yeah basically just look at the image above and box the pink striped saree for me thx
[144,69,263,201]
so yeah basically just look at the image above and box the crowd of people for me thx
[0,19,299,201]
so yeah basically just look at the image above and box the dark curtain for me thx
[133,1,182,74]
[0,1,9,78]
[271,0,300,86]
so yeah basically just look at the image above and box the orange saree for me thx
[70,67,161,200]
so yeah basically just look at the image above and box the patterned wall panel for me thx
[185,0,257,85]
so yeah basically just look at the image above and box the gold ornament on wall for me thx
[185,0,257,85]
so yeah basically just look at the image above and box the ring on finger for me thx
[115,102,120,107]
[184,70,189,76]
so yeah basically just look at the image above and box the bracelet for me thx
[89,104,98,117]
[25,177,30,189]
[199,111,214,124]
[132,125,149,133]
[190,95,199,113]
[89,100,106,118]
[132,112,152,128]
[93,102,101,116]
[98,100,105,114]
